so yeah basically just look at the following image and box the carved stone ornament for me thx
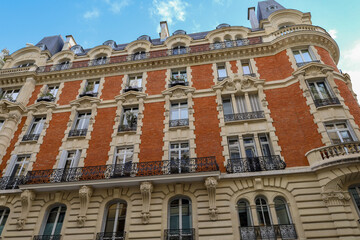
[70,96,100,109]
[173,89,186,98]
[17,190,36,230]
[77,186,93,227]
[140,181,153,224]
[321,190,351,206]
[205,177,218,221]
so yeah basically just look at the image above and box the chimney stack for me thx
[62,35,77,51]
[248,7,259,29]
[159,21,170,41]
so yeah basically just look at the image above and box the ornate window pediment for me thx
[70,96,100,109]
[212,74,264,93]
[0,100,25,114]
[293,62,333,78]
[125,40,152,54]
[87,45,112,60]
[27,101,56,114]
[115,91,147,105]
[51,50,75,64]
[162,85,195,99]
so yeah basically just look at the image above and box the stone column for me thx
[16,77,36,105]
[0,111,22,164]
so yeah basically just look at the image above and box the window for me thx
[133,51,146,60]
[349,185,360,218]
[241,61,253,76]
[169,142,190,173]
[59,60,71,70]
[57,150,81,182]
[23,116,46,141]
[307,79,339,107]
[235,94,261,113]
[167,197,193,239]
[172,46,187,55]
[48,85,59,99]
[113,147,133,176]
[217,63,227,81]
[83,80,100,95]
[0,88,20,102]
[274,197,292,225]
[42,205,66,237]
[243,137,257,158]
[16,62,34,68]
[224,94,264,122]
[119,107,138,131]
[102,201,127,239]
[0,120,4,131]
[259,134,272,157]
[5,155,30,189]
[127,75,142,91]
[325,122,355,144]
[255,197,272,226]
[238,200,252,227]
[170,102,188,127]
[293,49,316,66]
[94,56,107,65]
[70,112,91,136]
[223,99,234,115]
[0,208,9,235]
[228,137,241,159]
[171,69,187,82]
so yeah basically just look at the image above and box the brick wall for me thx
[335,79,360,128]
[84,107,116,166]
[102,75,124,100]
[57,81,81,105]
[27,85,43,106]
[265,82,323,167]
[230,61,238,74]
[191,64,214,89]
[138,102,165,162]
[146,70,166,95]
[193,96,225,171]
[315,46,339,72]
[32,112,70,170]
[255,50,293,81]
[0,117,26,175]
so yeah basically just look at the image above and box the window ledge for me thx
[117,130,137,135]
[20,139,38,144]
[315,103,342,109]
[169,125,189,130]
[224,117,266,124]
[67,135,87,140]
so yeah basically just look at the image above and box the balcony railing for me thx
[224,111,265,122]
[296,60,320,67]
[22,134,40,142]
[37,95,55,102]
[169,119,189,128]
[239,224,297,240]
[243,73,256,77]
[96,232,125,240]
[167,47,191,56]
[124,86,142,92]
[68,128,88,137]
[209,38,257,50]
[33,235,62,240]
[127,52,149,61]
[23,157,218,185]
[227,155,286,173]
[89,58,110,66]
[313,97,340,108]
[79,91,98,98]
[118,124,137,132]
[0,176,26,190]
[51,63,72,71]
[164,228,195,240]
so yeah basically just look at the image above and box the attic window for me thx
[137,35,151,42]
[267,5,278,11]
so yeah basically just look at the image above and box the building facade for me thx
[0,0,359,239]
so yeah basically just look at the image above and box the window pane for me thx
[181,199,191,229]
[301,50,312,62]
[340,130,353,142]
[249,94,261,112]
[309,83,320,100]
[228,138,241,159]
[170,199,180,229]
[316,82,330,99]
[223,99,233,115]
[349,186,360,214]
[238,201,251,227]
[274,198,291,224]
[242,64,251,75]
[293,51,302,63]
[236,96,247,113]
[105,204,117,233]
[217,66,227,78]
[180,107,188,119]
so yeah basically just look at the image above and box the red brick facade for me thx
[58,81,81,105]
[191,64,214,89]
[230,61,238,74]
[102,75,124,100]
[27,85,43,106]
[315,46,339,72]
[146,70,167,95]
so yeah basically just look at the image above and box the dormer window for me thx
[172,46,187,55]
[71,45,84,54]
[16,62,34,68]
[103,40,117,49]
[133,51,147,61]
[91,56,108,66]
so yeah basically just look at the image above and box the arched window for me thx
[94,55,107,66]
[16,61,34,68]
[57,59,71,71]
[42,205,66,238]
[167,197,193,239]
[172,45,187,55]
[133,50,146,61]
[274,197,292,224]
[255,197,272,226]
[0,207,9,235]
[100,201,127,239]
[237,200,252,227]
[349,185,360,217]
[224,35,233,48]
[213,38,222,50]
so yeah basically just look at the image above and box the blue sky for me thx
[1,0,360,97]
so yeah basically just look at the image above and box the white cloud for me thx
[212,0,232,6]
[104,0,129,13]
[151,0,189,25]
[339,40,360,100]
[83,9,100,19]
[329,29,338,39]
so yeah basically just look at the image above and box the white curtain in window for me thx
[249,94,261,112]
[236,96,247,113]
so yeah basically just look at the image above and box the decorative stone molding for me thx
[27,101,57,114]
[17,190,36,230]
[205,177,218,221]
[212,74,265,94]
[162,85,195,98]
[77,185,93,227]
[321,190,351,206]
[140,181,153,224]
[0,100,26,116]
[70,96,101,109]
[115,91,147,105]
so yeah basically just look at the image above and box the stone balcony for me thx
[306,141,360,169]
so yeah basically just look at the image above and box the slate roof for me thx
[257,0,285,21]
[35,35,64,56]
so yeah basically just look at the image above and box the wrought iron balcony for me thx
[0,176,26,190]
[118,124,137,132]
[169,79,189,88]
[33,235,62,240]
[210,38,254,50]
[169,119,189,128]
[164,228,195,240]
[296,60,320,67]
[224,111,265,122]
[243,73,256,77]
[51,62,72,71]
[124,86,142,92]
[227,155,286,173]
[22,134,40,142]
[168,47,191,56]
[239,224,297,240]
[96,231,125,240]
[37,95,55,102]
[79,91,98,98]
[313,97,340,107]
[89,58,110,66]
[127,52,149,61]
[68,128,88,137]
[23,157,218,185]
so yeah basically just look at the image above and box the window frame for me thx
[0,88,21,102]
[292,48,316,64]
[168,196,192,231]
[170,102,188,121]
[237,199,253,227]
[26,116,46,136]
[307,79,334,101]
[228,137,241,159]
[349,185,360,218]
[171,68,187,82]
[241,61,253,75]
[84,79,100,94]
[101,200,127,236]
[0,120,4,131]
[255,196,273,226]
[217,63,227,80]
[274,197,293,225]
[40,204,67,237]
[169,142,190,161]
[73,112,91,131]
[128,75,143,89]
[0,207,9,236]
[324,121,357,144]
[113,146,134,165]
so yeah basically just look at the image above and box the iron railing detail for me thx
[167,47,191,56]
[127,52,149,61]
[22,134,40,142]
[124,86,142,92]
[243,73,256,77]
[68,129,88,137]
[118,124,137,132]
[239,224,297,240]
[33,235,62,240]
[0,176,26,190]
[169,80,189,88]
[51,63,72,71]
[79,91,98,98]
[23,157,218,185]
[37,95,55,102]
[227,155,285,173]
[169,119,189,127]
[296,60,320,67]
[96,231,126,240]
[89,58,110,66]
[313,97,340,107]
[224,111,265,122]
[164,228,195,240]
[210,39,253,50]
